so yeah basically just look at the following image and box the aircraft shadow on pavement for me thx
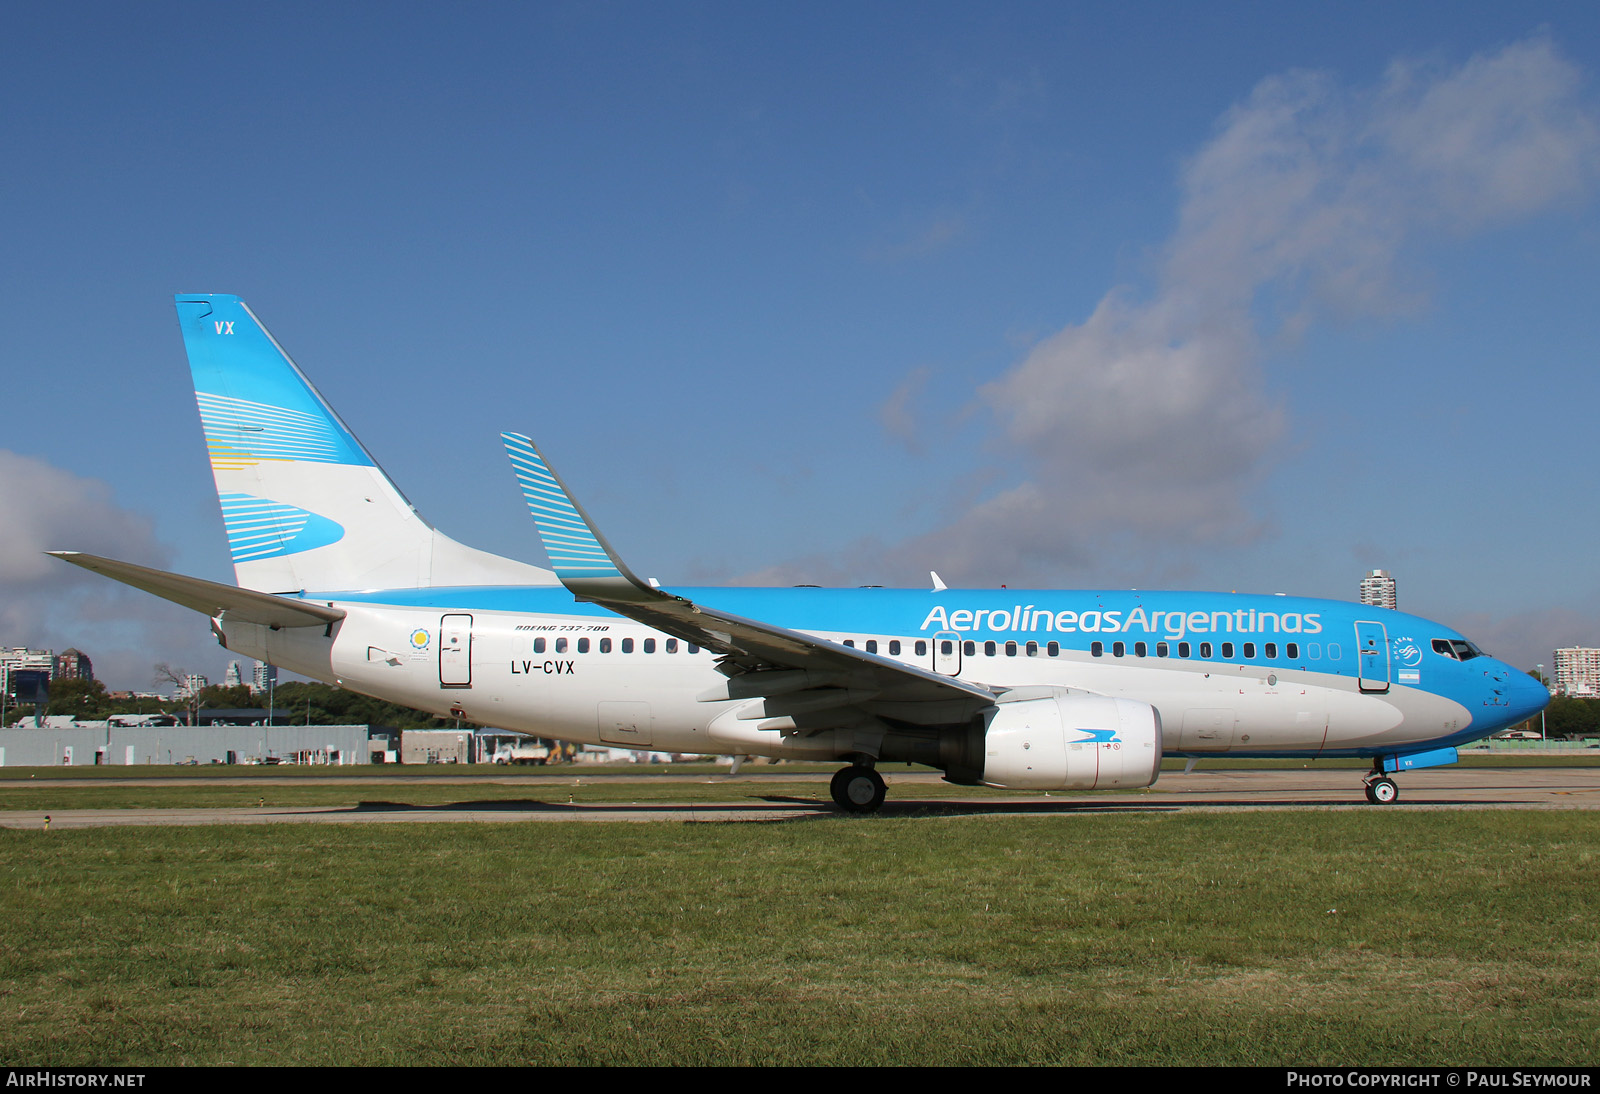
[334,793,1520,820]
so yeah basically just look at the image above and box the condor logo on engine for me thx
[1070,727,1121,746]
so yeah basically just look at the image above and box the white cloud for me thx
[899,35,1598,585]
[880,365,933,454]
[0,450,223,690]
[864,212,968,263]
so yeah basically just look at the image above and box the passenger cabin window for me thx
[665,639,677,653]
[1286,642,1299,659]
[1156,641,1169,657]
[843,640,855,648]
[643,638,655,653]
[1091,641,1104,657]
[1178,642,1190,658]
[1026,641,1038,656]
[578,638,590,654]
[963,641,975,656]
[866,640,878,654]
[534,638,546,654]
[1113,641,1126,657]
[915,641,927,656]
[1221,642,1234,658]
[940,640,954,655]
[1134,641,1147,658]
[1047,641,1060,657]
[600,638,613,653]
[1264,642,1277,658]
[1199,642,1211,658]
[984,641,996,657]
[1005,641,1017,657]
[621,638,634,653]
[1243,642,1256,658]
[889,640,901,656]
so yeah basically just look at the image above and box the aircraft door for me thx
[1179,708,1235,751]
[932,630,962,675]
[1356,621,1389,693]
[598,701,654,747]
[440,613,473,688]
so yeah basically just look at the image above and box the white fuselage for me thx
[220,599,1476,760]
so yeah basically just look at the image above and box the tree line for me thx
[3,676,458,731]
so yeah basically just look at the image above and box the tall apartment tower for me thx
[252,661,278,695]
[1359,569,1398,610]
[1553,647,1600,698]
[224,661,242,688]
[53,648,93,681]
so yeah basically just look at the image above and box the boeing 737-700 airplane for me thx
[52,294,1549,809]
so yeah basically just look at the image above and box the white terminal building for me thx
[1553,647,1600,698]
[1359,570,1398,611]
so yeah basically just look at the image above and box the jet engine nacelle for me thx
[982,689,1162,791]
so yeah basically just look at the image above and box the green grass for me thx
[2,813,1597,1065]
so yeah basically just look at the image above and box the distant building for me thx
[54,648,93,681]
[252,661,277,695]
[3,647,94,692]
[1,647,55,677]
[2,648,54,703]
[176,674,209,699]
[1358,569,1397,611]
[1553,647,1600,698]
[224,661,242,688]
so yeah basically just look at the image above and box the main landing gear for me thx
[1363,760,1399,805]
[830,764,886,813]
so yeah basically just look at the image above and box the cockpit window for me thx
[1433,638,1483,661]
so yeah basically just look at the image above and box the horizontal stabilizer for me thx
[48,552,345,628]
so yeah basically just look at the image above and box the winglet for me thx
[930,571,947,592]
[501,432,657,603]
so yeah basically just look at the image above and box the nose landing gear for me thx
[1363,775,1399,804]
[830,764,886,813]
[1358,745,1459,804]
[1363,759,1399,804]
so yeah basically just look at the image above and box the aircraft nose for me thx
[1498,664,1551,726]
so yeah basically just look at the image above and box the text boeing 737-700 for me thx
[51,294,1550,809]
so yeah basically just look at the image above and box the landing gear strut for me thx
[830,765,886,813]
[1362,761,1399,805]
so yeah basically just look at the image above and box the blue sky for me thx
[3,2,1598,688]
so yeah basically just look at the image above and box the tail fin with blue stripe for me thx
[174,294,556,593]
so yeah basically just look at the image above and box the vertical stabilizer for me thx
[174,294,556,592]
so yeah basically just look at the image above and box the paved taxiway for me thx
[3,766,1597,828]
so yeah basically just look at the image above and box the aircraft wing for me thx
[48,552,346,629]
[501,433,996,729]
